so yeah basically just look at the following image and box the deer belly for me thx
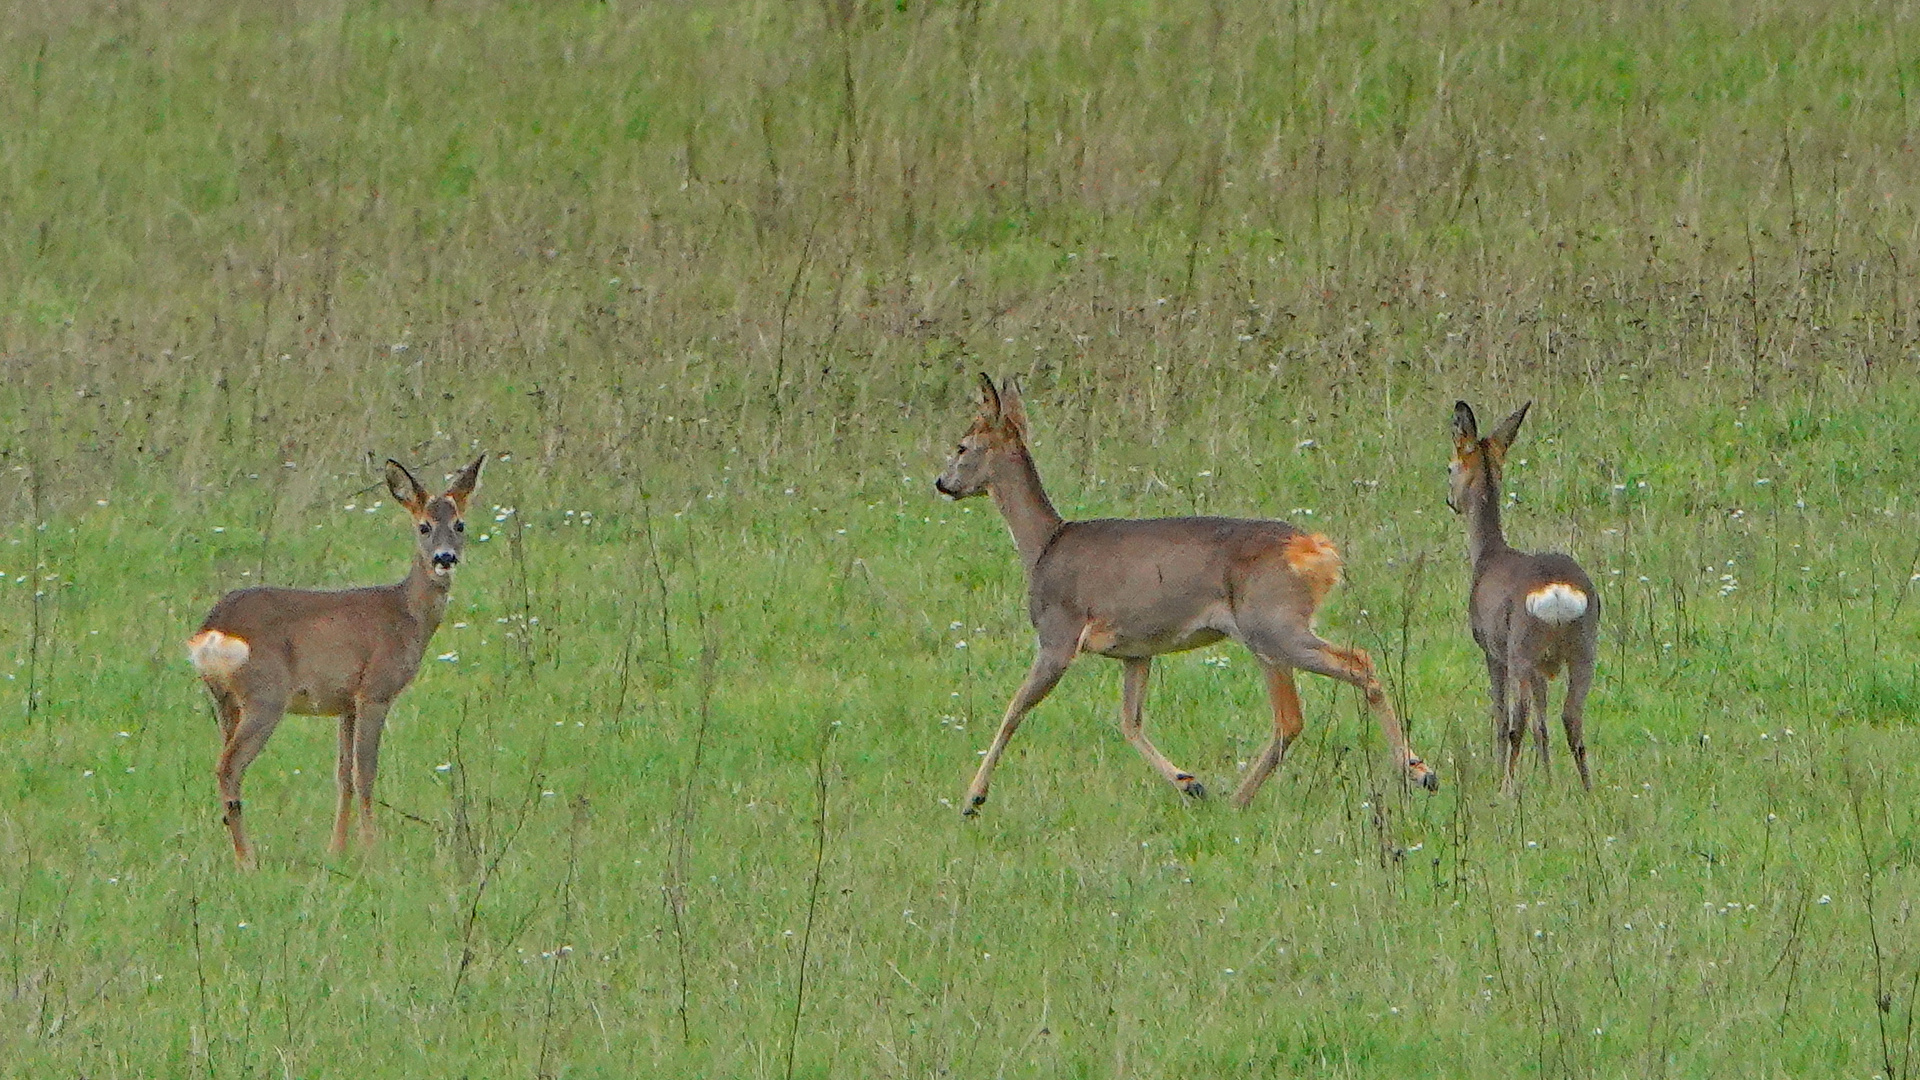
[286,689,352,716]
[1080,615,1229,658]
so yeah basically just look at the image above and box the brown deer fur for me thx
[188,455,484,867]
[1449,401,1598,793]
[936,374,1437,815]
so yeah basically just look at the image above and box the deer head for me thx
[1448,401,1529,514]
[386,455,486,578]
[936,374,1030,500]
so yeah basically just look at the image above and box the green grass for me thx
[4,0,1920,1075]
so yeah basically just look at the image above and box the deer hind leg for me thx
[351,698,392,851]
[964,646,1073,816]
[330,707,358,856]
[208,689,243,744]
[1562,648,1595,791]
[1276,633,1437,792]
[1230,664,1305,808]
[1118,657,1204,799]
[1530,668,1553,771]
[215,694,288,870]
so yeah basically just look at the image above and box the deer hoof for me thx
[962,792,987,817]
[1407,758,1439,792]
[1177,775,1206,799]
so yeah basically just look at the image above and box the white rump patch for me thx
[187,630,251,679]
[1524,583,1588,625]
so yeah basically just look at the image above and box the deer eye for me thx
[418,522,431,535]
[454,520,465,532]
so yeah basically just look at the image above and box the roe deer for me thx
[187,455,485,867]
[1448,401,1597,793]
[935,374,1437,816]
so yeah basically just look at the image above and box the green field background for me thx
[4,0,1920,1075]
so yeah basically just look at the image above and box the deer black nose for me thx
[934,477,954,497]
[432,551,459,568]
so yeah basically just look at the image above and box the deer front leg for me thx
[1119,657,1205,799]
[1502,672,1531,797]
[351,697,392,852]
[1482,651,1509,753]
[1230,664,1305,807]
[964,648,1073,816]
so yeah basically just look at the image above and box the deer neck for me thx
[1464,475,1512,570]
[402,556,455,638]
[988,443,1064,574]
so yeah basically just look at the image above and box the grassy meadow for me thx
[5,0,1920,1074]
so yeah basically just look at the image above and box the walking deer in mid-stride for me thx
[1448,401,1597,793]
[935,375,1437,816]
[186,455,485,868]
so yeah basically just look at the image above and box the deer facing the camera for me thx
[936,374,1437,815]
[187,455,484,868]
[1449,402,1597,793]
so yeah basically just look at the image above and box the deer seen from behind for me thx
[187,455,485,868]
[1448,401,1597,793]
[935,374,1437,816]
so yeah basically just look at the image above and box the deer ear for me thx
[1488,401,1531,450]
[445,454,486,512]
[385,460,429,513]
[975,372,1002,422]
[1452,401,1479,449]
[998,377,1029,436]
